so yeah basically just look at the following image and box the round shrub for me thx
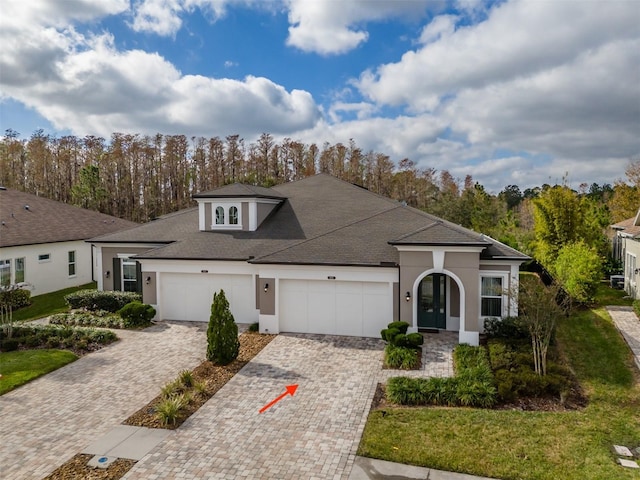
[1,338,20,352]
[118,302,156,328]
[0,289,31,310]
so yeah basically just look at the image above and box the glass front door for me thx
[418,274,446,329]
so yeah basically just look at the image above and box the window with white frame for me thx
[229,205,238,225]
[38,253,51,262]
[212,204,241,228]
[68,251,76,277]
[122,259,138,292]
[481,275,505,317]
[215,206,225,225]
[628,253,637,282]
[0,259,10,286]
[15,257,25,283]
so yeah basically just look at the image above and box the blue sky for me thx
[1,0,638,192]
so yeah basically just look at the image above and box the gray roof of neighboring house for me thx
[0,188,138,248]
[611,208,640,238]
[90,174,530,265]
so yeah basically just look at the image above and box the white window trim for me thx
[479,272,509,319]
[15,257,25,284]
[38,253,51,263]
[68,251,77,278]
[0,259,11,287]
[211,202,242,230]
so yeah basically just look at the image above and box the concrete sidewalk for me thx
[350,457,498,480]
[607,306,640,371]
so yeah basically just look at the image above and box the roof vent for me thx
[24,205,30,210]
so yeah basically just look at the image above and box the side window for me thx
[481,276,503,317]
[229,206,238,225]
[122,259,138,292]
[68,251,76,277]
[15,258,25,283]
[0,259,10,286]
[215,206,225,225]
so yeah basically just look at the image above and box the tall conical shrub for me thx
[206,289,240,365]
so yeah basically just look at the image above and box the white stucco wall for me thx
[0,240,94,295]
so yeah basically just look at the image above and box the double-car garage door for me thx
[279,279,392,337]
[160,273,257,323]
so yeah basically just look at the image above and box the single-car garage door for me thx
[160,273,257,323]
[279,280,392,337]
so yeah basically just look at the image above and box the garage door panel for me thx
[161,273,255,323]
[279,279,392,338]
[336,292,363,336]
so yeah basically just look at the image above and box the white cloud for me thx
[0,2,321,138]
[285,0,433,55]
[130,0,184,36]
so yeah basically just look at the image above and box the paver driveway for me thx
[1,324,456,480]
[123,334,386,480]
[0,322,207,480]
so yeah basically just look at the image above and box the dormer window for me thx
[215,206,225,225]
[229,206,238,225]
[211,203,242,229]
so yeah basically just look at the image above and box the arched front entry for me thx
[412,269,466,336]
[417,273,446,329]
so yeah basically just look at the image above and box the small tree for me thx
[553,241,602,305]
[518,275,566,376]
[206,289,239,365]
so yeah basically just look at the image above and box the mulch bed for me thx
[44,455,135,480]
[43,331,275,479]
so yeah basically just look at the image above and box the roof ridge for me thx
[251,203,403,262]
[391,219,441,242]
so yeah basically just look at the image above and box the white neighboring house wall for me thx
[0,240,94,295]
[623,237,640,299]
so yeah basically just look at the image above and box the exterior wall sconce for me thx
[105,270,110,278]
[146,276,151,285]
[264,283,269,293]
[405,291,411,302]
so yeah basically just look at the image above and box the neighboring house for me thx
[90,174,529,345]
[611,208,640,299]
[0,187,137,295]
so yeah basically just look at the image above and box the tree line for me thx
[1,129,637,264]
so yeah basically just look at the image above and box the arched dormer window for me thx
[215,206,225,225]
[229,206,238,225]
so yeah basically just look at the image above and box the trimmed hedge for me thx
[487,339,570,402]
[50,311,125,329]
[484,316,530,341]
[118,302,155,328]
[0,324,117,353]
[65,289,141,312]
[386,344,497,408]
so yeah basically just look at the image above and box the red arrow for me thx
[259,384,298,413]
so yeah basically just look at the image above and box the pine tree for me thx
[206,290,240,365]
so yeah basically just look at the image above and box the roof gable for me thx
[0,188,138,247]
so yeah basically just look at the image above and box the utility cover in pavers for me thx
[83,425,171,460]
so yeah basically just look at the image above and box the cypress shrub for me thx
[206,290,240,365]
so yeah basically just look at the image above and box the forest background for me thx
[1,129,638,294]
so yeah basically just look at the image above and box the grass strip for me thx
[0,349,78,395]
[11,282,96,322]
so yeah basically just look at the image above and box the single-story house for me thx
[90,174,529,345]
[611,208,640,299]
[0,187,137,295]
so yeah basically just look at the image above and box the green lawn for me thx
[358,290,640,480]
[0,349,78,395]
[11,282,96,322]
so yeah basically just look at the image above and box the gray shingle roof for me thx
[193,183,286,199]
[90,174,529,264]
[0,188,138,247]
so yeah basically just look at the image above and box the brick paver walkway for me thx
[607,306,640,371]
[0,322,207,480]
[1,325,456,480]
